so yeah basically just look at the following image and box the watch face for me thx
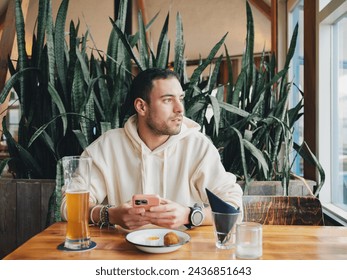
[192,210,204,226]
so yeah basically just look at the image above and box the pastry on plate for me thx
[163,231,180,246]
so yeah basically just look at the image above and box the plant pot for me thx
[242,195,324,225]
[237,179,316,196]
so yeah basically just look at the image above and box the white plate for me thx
[126,228,190,253]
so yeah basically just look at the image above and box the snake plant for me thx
[184,2,325,196]
[0,0,133,179]
[0,0,324,198]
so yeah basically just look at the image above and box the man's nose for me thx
[174,99,184,113]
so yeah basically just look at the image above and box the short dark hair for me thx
[130,68,180,104]
[121,68,180,121]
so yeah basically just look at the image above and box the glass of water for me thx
[236,222,263,259]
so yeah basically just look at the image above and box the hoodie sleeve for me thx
[191,138,243,212]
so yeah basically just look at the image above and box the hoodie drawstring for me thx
[140,146,146,194]
[162,149,168,198]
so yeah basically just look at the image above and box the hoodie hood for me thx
[124,114,201,154]
[123,115,201,197]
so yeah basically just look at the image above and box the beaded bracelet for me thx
[98,205,112,228]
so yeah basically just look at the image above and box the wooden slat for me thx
[0,179,17,259]
[16,181,41,246]
[271,0,278,60]
[248,0,271,20]
[40,182,56,229]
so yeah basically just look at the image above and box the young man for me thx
[61,68,243,230]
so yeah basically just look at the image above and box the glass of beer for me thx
[62,156,92,250]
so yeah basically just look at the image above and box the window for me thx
[288,0,304,176]
[331,16,347,210]
[319,0,347,224]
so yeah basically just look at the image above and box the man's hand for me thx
[143,198,191,228]
[108,202,152,230]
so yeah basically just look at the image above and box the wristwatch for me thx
[188,203,205,227]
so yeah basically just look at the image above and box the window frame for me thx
[318,0,347,225]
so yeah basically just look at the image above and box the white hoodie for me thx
[61,115,243,219]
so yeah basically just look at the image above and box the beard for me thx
[146,113,183,136]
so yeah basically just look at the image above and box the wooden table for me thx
[3,222,347,260]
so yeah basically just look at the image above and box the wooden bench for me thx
[242,195,325,225]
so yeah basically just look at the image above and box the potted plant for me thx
[0,0,135,257]
[0,0,229,257]
[181,1,325,198]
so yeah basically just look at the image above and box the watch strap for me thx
[185,207,194,229]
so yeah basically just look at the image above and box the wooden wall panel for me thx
[303,0,317,182]
[16,182,41,246]
[0,179,56,259]
[0,180,16,259]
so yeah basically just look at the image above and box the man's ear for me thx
[134,98,147,115]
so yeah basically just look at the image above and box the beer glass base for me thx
[64,238,91,250]
[57,240,96,252]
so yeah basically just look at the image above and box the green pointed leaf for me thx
[207,55,223,94]
[14,0,28,108]
[33,0,48,67]
[47,82,67,134]
[129,11,160,47]
[137,10,149,68]
[34,129,56,156]
[46,0,55,83]
[0,68,37,103]
[174,12,184,78]
[284,23,299,70]
[209,95,221,136]
[3,117,43,178]
[188,33,228,92]
[243,139,269,178]
[109,17,144,71]
[54,0,69,96]
[230,126,250,186]
[294,142,325,197]
[219,101,250,118]
[156,33,170,68]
